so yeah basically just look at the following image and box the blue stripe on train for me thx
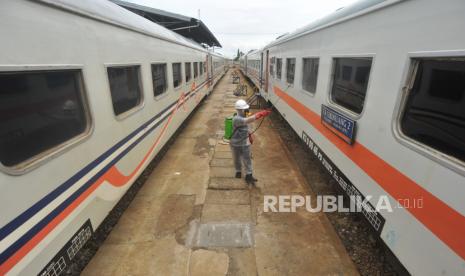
[0,84,203,251]
[0,87,203,265]
[0,106,172,265]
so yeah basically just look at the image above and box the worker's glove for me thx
[255,109,272,120]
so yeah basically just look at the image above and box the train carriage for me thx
[0,0,226,275]
[243,0,465,274]
[244,50,263,89]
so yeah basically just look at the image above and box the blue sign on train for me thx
[321,105,356,145]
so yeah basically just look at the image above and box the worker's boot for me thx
[235,172,241,178]
[245,174,257,185]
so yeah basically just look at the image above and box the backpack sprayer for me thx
[224,116,234,140]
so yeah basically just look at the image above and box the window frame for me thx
[172,62,183,90]
[276,58,282,80]
[286,57,296,85]
[185,62,192,83]
[300,56,319,96]
[150,62,168,99]
[326,54,375,119]
[393,50,465,174]
[105,63,145,120]
[0,64,93,175]
[270,57,275,78]
[193,62,199,79]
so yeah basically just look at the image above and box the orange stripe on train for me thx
[273,85,465,261]
[0,88,194,274]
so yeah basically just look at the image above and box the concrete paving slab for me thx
[138,170,206,199]
[104,195,166,244]
[189,249,229,276]
[175,175,209,205]
[123,195,164,220]
[169,137,198,153]
[194,223,254,248]
[208,177,247,190]
[178,126,208,138]
[105,213,157,245]
[205,190,250,205]
[227,248,258,276]
[201,204,252,223]
[146,152,207,178]
[119,236,190,275]
[140,152,180,177]
[215,143,231,152]
[155,195,195,238]
[210,166,234,178]
[136,175,182,198]
[210,158,234,167]
[213,151,233,159]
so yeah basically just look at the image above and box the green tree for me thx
[233,48,241,61]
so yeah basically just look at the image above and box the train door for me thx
[264,50,269,93]
[210,55,213,83]
[206,54,211,87]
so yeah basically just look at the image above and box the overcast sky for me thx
[124,0,358,58]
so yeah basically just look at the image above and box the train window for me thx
[151,63,167,97]
[270,57,275,78]
[199,62,203,75]
[172,63,182,88]
[194,62,199,78]
[0,70,89,168]
[286,58,296,84]
[185,62,191,82]
[302,58,319,93]
[107,66,142,116]
[276,58,282,79]
[330,57,372,114]
[400,58,465,163]
[342,66,352,81]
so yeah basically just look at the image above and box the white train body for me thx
[242,50,262,89]
[241,0,465,274]
[0,0,226,275]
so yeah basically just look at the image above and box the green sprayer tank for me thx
[224,116,233,140]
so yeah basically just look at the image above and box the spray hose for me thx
[226,83,291,143]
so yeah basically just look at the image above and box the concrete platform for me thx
[208,177,247,190]
[201,204,252,223]
[82,70,359,276]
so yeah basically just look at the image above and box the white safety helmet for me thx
[235,99,249,110]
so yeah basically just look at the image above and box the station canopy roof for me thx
[110,0,221,48]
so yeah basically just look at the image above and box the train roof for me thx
[38,0,210,52]
[110,0,222,48]
[266,0,404,48]
[210,51,225,58]
[245,49,260,57]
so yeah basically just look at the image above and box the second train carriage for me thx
[0,0,226,275]
[241,50,262,89]
[240,0,465,274]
